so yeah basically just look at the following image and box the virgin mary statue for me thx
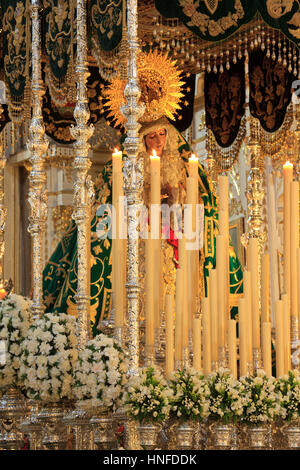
[42,51,243,337]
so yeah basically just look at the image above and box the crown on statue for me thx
[102,49,186,128]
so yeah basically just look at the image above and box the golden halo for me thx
[103,49,186,128]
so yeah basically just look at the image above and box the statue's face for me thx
[144,128,166,157]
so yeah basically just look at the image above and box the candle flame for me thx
[189,153,198,161]
[284,160,293,168]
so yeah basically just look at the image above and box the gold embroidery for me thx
[44,265,55,281]
[205,216,214,258]
[66,295,78,317]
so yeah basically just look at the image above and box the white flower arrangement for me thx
[239,369,283,425]
[0,293,32,390]
[20,312,78,402]
[275,370,300,423]
[168,367,210,422]
[73,333,127,412]
[125,366,171,424]
[207,368,245,424]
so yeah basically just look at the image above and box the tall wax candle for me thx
[218,175,230,327]
[261,252,270,323]
[179,236,189,348]
[248,238,260,349]
[282,293,291,373]
[243,270,253,365]
[112,149,124,327]
[188,154,199,331]
[216,234,226,348]
[218,175,229,213]
[193,316,202,371]
[186,178,196,332]
[145,237,155,349]
[290,181,299,322]
[267,172,280,327]
[175,268,183,363]
[150,149,161,205]
[112,148,123,206]
[228,319,237,379]
[209,269,218,364]
[275,300,285,377]
[297,248,300,334]
[150,150,161,331]
[219,209,230,333]
[238,298,248,377]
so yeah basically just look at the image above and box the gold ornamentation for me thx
[266,0,294,19]
[120,0,145,377]
[44,0,77,106]
[36,401,73,450]
[137,422,161,450]
[207,117,247,172]
[0,137,7,283]
[103,49,185,128]
[245,116,265,244]
[2,0,31,122]
[52,205,73,243]
[178,0,245,37]
[0,387,28,450]
[91,0,128,82]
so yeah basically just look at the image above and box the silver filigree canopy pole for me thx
[246,115,265,371]
[121,0,145,376]
[70,0,94,349]
[27,0,49,320]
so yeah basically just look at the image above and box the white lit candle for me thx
[150,149,160,205]
[262,322,272,377]
[175,268,183,364]
[243,270,253,366]
[275,300,285,377]
[261,252,270,324]
[228,319,237,379]
[145,236,155,349]
[165,293,174,378]
[283,161,293,302]
[248,238,260,350]
[238,298,248,377]
[112,148,124,327]
[193,316,202,371]
[209,269,218,364]
[216,234,226,348]
[150,149,161,331]
[290,181,299,322]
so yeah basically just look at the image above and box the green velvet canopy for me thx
[42,124,243,336]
